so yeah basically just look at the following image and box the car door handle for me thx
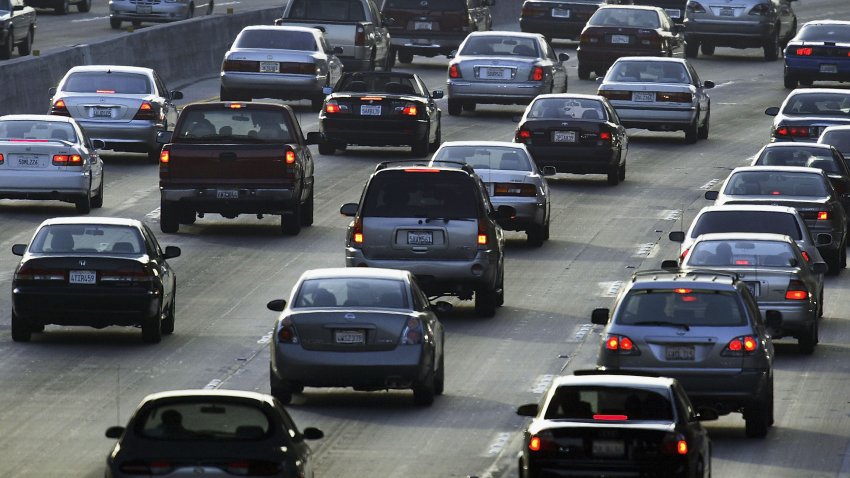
[219,152,237,161]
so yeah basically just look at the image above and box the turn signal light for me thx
[160,148,170,165]
[352,217,364,246]
[604,335,639,354]
[325,102,341,114]
[402,104,418,116]
[529,436,542,451]
[722,335,758,356]
[50,99,71,116]
[677,440,688,455]
[0,153,4,164]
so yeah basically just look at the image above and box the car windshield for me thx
[0,120,77,143]
[607,61,689,83]
[432,146,533,172]
[617,290,746,327]
[544,386,673,421]
[383,0,465,9]
[235,29,317,51]
[137,401,273,441]
[293,278,410,309]
[782,93,850,117]
[756,147,839,171]
[723,171,828,197]
[336,74,420,95]
[361,170,480,218]
[589,8,660,28]
[796,24,850,43]
[62,72,152,95]
[687,240,798,268]
[178,109,293,142]
[692,211,803,240]
[287,0,366,21]
[819,130,850,155]
[527,98,607,120]
[459,36,539,57]
[29,224,145,254]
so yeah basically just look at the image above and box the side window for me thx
[142,225,164,257]
[368,0,381,23]
[415,77,429,97]
[153,73,168,99]
[606,102,621,124]
[672,385,696,422]
[688,65,701,87]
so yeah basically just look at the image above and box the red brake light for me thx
[133,102,157,120]
[516,129,532,142]
[402,104,418,116]
[776,126,789,137]
[674,288,692,294]
[352,217,364,245]
[743,336,757,352]
[817,211,828,220]
[785,279,809,300]
[735,259,750,265]
[96,89,115,94]
[727,338,742,352]
[160,148,170,165]
[449,64,462,79]
[227,103,245,109]
[52,154,82,165]
[530,66,544,82]
[529,436,542,451]
[326,102,341,114]
[493,183,537,197]
[355,24,365,46]
[593,414,628,421]
[801,251,811,263]
[604,335,639,354]
[722,335,758,356]
[796,47,813,56]
[677,440,688,455]
[403,168,441,173]
[285,150,295,164]
[599,131,611,141]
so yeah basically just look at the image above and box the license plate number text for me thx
[414,21,433,30]
[360,105,381,115]
[552,131,576,143]
[407,231,433,245]
[666,345,695,361]
[69,270,96,285]
[92,107,112,118]
[335,330,365,344]
[611,35,630,44]
[592,440,625,457]
[820,64,838,74]
[633,91,655,102]
[216,190,238,199]
[482,67,507,79]
[13,154,44,168]
[551,7,570,18]
[259,61,280,73]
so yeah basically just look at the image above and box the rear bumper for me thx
[615,105,697,131]
[520,18,585,40]
[683,20,773,48]
[576,46,664,72]
[220,72,327,100]
[12,285,160,327]
[785,57,850,81]
[527,144,619,174]
[491,197,546,231]
[632,368,769,411]
[391,34,464,56]
[0,171,91,200]
[75,119,161,153]
[108,1,190,22]
[756,302,814,337]
[447,80,546,105]
[321,117,428,146]
[525,457,690,478]
[161,187,298,213]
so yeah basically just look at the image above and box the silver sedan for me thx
[108,0,213,30]
[0,114,104,213]
[446,31,569,116]
[430,141,553,247]
[220,26,344,111]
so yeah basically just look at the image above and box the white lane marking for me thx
[662,209,682,221]
[530,374,555,394]
[119,188,157,210]
[599,281,623,297]
[146,207,161,221]
[257,330,274,345]
[203,379,223,390]
[699,179,720,190]
[635,242,656,257]
[574,323,593,342]
[484,432,512,456]
[72,15,109,22]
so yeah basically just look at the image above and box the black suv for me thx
[340,162,513,317]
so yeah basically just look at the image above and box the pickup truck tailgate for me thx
[164,144,294,184]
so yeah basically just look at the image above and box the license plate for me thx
[633,91,655,102]
[360,105,381,115]
[259,61,279,73]
[820,64,838,74]
[592,440,625,458]
[12,154,46,168]
[482,67,508,79]
[414,21,433,30]
[69,270,96,285]
[136,4,151,13]
[665,8,681,19]
[335,330,365,344]
[611,35,630,44]
[552,131,576,143]
[407,230,433,245]
[551,7,570,18]
[216,189,238,199]
[666,345,695,361]
[92,107,112,118]
[745,281,760,297]
[719,7,734,16]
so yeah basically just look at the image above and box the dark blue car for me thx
[784,20,850,89]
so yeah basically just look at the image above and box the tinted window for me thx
[687,240,797,267]
[757,146,836,168]
[782,93,850,117]
[30,225,145,254]
[617,290,747,327]
[384,0,465,10]
[545,386,673,421]
[589,8,660,28]
[0,0,11,11]
[460,36,540,57]
[289,0,366,20]
[178,109,292,142]
[63,72,151,95]
[0,120,77,143]
[362,170,479,218]
[235,29,317,51]
[137,401,272,441]
[692,211,802,240]
[723,171,827,197]
[336,73,420,94]
[294,278,410,309]
[819,130,850,155]
[432,146,533,171]
[796,24,850,43]
[527,97,607,120]
[607,61,689,83]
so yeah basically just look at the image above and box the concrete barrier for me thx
[0,6,283,116]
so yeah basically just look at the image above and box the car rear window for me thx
[606,61,688,84]
[545,386,673,421]
[692,211,802,240]
[723,171,827,197]
[687,240,797,268]
[336,74,419,94]
[588,8,660,28]
[294,278,410,309]
[796,24,850,43]
[782,93,850,117]
[235,29,317,51]
[361,169,480,218]
[0,120,77,143]
[757,146,837,169]
[383,0,466,10]
[617,290,747,327]
[527,97,607,120]
[432,146,533,171]
[177,108,293,142]
[819,131,850,155]
[459,36,540,57]
[29,225,145,254]
[288,0,366,21]
[62,72,152,95]
[137,401,272,441]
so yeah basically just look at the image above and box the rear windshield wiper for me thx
[632,320,690,331]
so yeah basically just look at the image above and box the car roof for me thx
[299,267,410,281]
[785,88,850,97]
[140,389,274,406]
[241,25,321,35]
[438,140,527,150]
[760,142,835,150]
[629,269,739,290]
[0,114,75,124]
[550,374,675,390]
[697,204,800,215]
[730,165,825,175]
[612,56,688,65]
[182,101,291,112]
[66,65,154,75]
[39,216,143,228]
[801,20,850,27]
[692,232,795,244]
[465,31,543,40]
[821,125,850,132]
[532,93,607,101]
[597,5,664,12]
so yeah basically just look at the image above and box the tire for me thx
[526,224,545,248]
[207,0,214,15]
[412,371,436,406]
[684,38,699,58]
[0,32,13,60]
[318,140,336,155]
[783,70,797,89]
[412,129,430,157]
[744,393,771,438]
[18,28,32,56]
[55,0,69,14]
[383,49,393,72]
[11,311,31,343]
[698,110,710,140]
[685,115,699,144]
[607,164,620,186]
[311,97,324,112]
[764,29,780,61]
[475,286,498,317]
[91,174,104,208]
[462,102,476,112]
[434,353,445,396]
[397,49,414,64]
[447,99,462,116]
[162,295,175,335]
[147,147,161,163]
[386,47,396,70]
[281,203,302,236]
[543,219,550,241]
[429,123,441,153]
[77,0,91,12]
[800,79,814,86]
[700,43,715,56]
[618,160,626,181]
[578,63,590,80]
[179,208,196,225]
[160,202,180,233]
[825,248,843,275]
[141,313,162,344]
[798,319,817,355]
[300,186,314,227]
[75,192,91,214]
[109,18,121,29]
[271,385,294,405]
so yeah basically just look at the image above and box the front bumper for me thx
[76,119,161,153]
[220,72,326,101]
[12,285,161,327]
[321,117,428,147]
[447,80,546,105]
[527,144,619,174]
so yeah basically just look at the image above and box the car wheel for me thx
[434,353,445,396]
[606,164,620,186]
[207,0,214,15]
[162,295,175,335]
[698,110,710,140]
[412,128,430,157]
[684,38,699,58]
[11,311,31,343]
[397,49,414,64]
[526,225,545,248]
[141,313,162,344]
[412,370,436,406]
[383,49,393,72]
[0,31,13,60]
[798,319,817,355]
[474,286,498,317]
[783,70,797,89]
[463,102,476,112]
[825,248,843,275]
[318,140,335,155]
[496,271,504,306]
[618,159,626,181]
[281,203,302,236]
[578,63,590,80]
[179,207,196,225]
[271,385,294,405]
[448,99,462,116]
[543,219,550,240]
[160,202,180,233]
[300,185,314,227]
[18,28,32,56]
[700,43,715,56]
[75,192,91,214]
[91,173,104,208]
[764,29,780,61]
[429,123,441,152]
[109,18,121,29]
[55,0,69,14]
[77,0,91,12]
[744,394,771,438]
[685,115,699,144]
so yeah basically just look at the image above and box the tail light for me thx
[477,216,489,247]
[400,317,423,344]
[817,211,829,220]
[0,153,4,164]
[593,414,628,421]
[529,66,544,82]
[801,251,811,263]
[580,31,601,44]
[521,3,547,17]
[775,126,816,138]
[15,264,64,281]
[604,334,640,355]
[160,146,170,169]
[50,99,71,116]
[528,432,556,453]
[661,433,689,455]
[222,59,258,72]
[515,128,532,143]
[598,129,612,142]
[52,154,83,165]
[355,25,365,46]
[749,3,770,15]
[721,335,758,356]
[449,64,462,79]
[351,217,364,246]
[639,32,661,48]
[277,317,299,344]
[785,279,809,300]
[101,265,153,284]
[325,99,350,114]
[657,92,693,103]
[402,103,418,116]
[285,150,296,165]
[686,1,707,13]
[494,183,536,197]
[795,47,813,56]
[598,90,631,101]
[133,102,157,121]
[224,460,280,476]
[119,460,174,475]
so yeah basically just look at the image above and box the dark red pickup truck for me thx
[157,102,319,235]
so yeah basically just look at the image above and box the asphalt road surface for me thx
[1,0,849,477]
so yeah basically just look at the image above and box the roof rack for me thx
[631,269,739,282]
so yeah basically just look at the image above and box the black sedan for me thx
[11,217,179,343]
[104,389,323,478]
[765,88,850,142]
[514,93,628,185]
[516,371,714,478]
[316,72,443,157]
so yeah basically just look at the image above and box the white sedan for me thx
[0,115,104,213]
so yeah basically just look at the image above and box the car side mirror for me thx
[558,53,570,62]
[448,50,457,60]
[765,107,780,116]
[306,132,323,145]
[812,262,829,274]
[340,202,359,217]
[591,308,609,325]
[333,46,344,55]
[542,166,557,176]
[267,299,287,312]
[323,86,334,96]
[704,190,718,200]
[48,87,57,96]
[170,90,184,100]
[92,139,106,150]
[105,426,125,439]
[702,80,715,89]
[302,427,324,440]
[495,205,517,219]
[669,231,685,243]
[431,90,444,99]
[163,246,181,259]
[157,131,173,144]
[12,244,26,256]
[816,233,833,246]
[661,259,679,269]
[765,309,782,329]
[695,408,719,421]
[433,300,453,314]
[516,403,538,417]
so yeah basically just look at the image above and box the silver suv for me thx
[683,0,797,61]
[592,269,778,438]
[340,163,512,317]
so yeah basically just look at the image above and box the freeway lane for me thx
[2,1,850,477]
